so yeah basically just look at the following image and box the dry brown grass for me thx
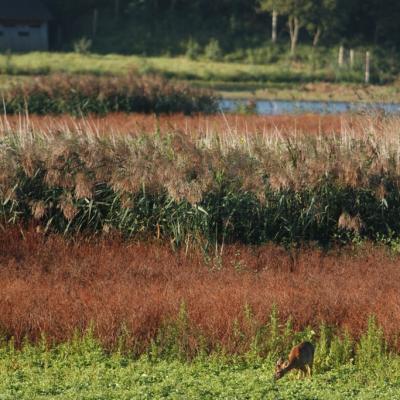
[1,227,399,352]
[0,113,378,138]
[1,111,399,207]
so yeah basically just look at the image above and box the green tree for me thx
[285,0,312,55]
[258,0,282,43]
[259,0,311,55]
[258,0,285,44]
[306,0,338,47]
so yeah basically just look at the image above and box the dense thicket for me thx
[42,0,400,54]
[1,227,399,355]
[1,74,218,115]
[2,120,400,245]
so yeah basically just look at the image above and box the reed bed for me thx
[0,73,218,115]
[0,227,398,355]
[1,114,400,245]
[0,112,366,137]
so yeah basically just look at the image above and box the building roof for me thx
[0,0,52,21]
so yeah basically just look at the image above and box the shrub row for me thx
[1,127,400,245]
[2,226,399,354]
[0,73,219,115]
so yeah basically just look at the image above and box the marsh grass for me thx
[1,114,400,245]
[0,73,219,115]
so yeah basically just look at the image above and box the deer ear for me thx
[276,357,284,367]
[276,357,287,370]
[283,360,290,368]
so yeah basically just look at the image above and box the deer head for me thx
[274,357,289,380]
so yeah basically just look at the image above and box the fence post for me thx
[365,51,370,84]
[338,45,344,67]
[272,10,278,44]
[349,49,354,69]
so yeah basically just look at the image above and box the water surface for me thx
[220,99,400,115]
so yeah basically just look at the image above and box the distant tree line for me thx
[42,0,400,53]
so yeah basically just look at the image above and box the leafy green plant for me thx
[185,38,202,60]
[204,39,223,61]
[0,333,399,399]
[357,316,387,370]
[4,50,15,75]
[73,37,93,54]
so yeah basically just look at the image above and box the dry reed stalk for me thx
[0,113,379,138]
[1,112,400,243]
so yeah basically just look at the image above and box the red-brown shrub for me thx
[0,227,399,352]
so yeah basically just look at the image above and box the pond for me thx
[220,98,400,115]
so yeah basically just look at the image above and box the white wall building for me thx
[0,0,52,52]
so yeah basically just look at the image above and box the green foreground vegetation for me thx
[1,319,399,400]
[2,353,400,399]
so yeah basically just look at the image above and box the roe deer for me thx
[274,341,315,380]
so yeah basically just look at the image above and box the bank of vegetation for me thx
[0,50,395,86]
[0,73,218,115]
[1,227,399,354]
[1,118,400,245]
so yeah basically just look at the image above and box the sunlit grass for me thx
[0,52,358,82]
[0,334,399,399]
[1,52,399,102]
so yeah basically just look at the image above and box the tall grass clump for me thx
[1,73,219,115]
[2,115,400,245]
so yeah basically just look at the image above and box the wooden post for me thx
[272,10,278,44]
[365,51,370,84]
[349,49,354,69]
[92,8,98,38]
[289,16,299,56]
[338,45,344,67]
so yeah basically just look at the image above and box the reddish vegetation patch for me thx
[0,113,370,137]
[0,228,399,352]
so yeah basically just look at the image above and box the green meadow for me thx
[1,51,400,102]
[1,342,399,400]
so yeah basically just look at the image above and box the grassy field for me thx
[1,346,400,399]
[215,81,400,103]
[1,52,400,102]
[1,61,400,398]
[0,52,353,80]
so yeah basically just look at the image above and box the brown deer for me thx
[274,341,315,380]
